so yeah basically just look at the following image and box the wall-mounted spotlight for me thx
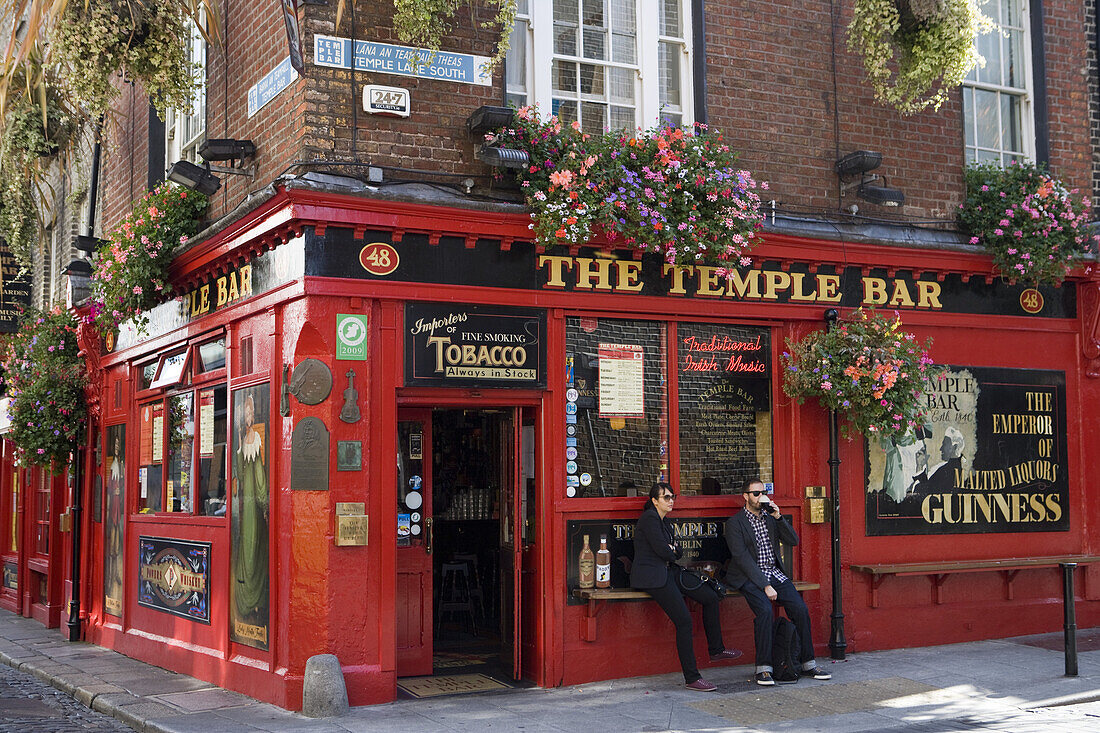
[198,138,256,163]
[835,150,905,207]
[466,105,515,136]
[167,160,222,196]
[475,145,530,169]
[73,235,107,257]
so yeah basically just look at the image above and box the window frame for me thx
[962,0,1036,165]
[132,334,228,519]
[164,13,207,169]
[516,0,695,131]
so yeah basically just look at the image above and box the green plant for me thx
[2,307,87,470]
[50,0,199,118]
[847,0,993,114]
[91,183,208,334]
[487,107,766,268]
[781,308,940,439]
[959,161,1097,286]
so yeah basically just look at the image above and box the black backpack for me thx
[771,617,801,683]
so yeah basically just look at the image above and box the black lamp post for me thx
[825,308,847,660]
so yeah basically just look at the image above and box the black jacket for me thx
[724,509,798,590]
[629,502,682,589]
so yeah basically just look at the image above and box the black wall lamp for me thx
[466,105,529,169]
[835,150,905,208]
[62,258,93,308]
[168,138,256,196]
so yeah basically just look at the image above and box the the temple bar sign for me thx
[404,303,546,388]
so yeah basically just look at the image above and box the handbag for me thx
[677,566,726,602]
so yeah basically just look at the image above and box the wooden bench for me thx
[571,581,821,642]
[850,555,1100,608]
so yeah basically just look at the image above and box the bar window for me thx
[677,323,773,494]
[565,317,668,497]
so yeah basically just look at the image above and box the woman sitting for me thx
[630,482,741,691]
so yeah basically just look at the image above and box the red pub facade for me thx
[3,0,1100,712]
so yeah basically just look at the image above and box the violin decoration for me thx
[340,369,361,423]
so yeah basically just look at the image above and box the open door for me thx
[499,409,522,679]
[396,409,433,676]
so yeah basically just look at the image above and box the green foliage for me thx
[392,0,516,68]
[847,0,992,114]
[959,161,1097,286]
[2,307,87,470]
[51,0,198,119]
[781,308,940,439]
[487,107,766,268]
[91,183,208,334]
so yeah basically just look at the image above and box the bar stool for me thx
[452,553,485,623]
[436,562,475,636]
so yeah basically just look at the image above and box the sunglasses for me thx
[659,494,676,501]
[745,490,766,496]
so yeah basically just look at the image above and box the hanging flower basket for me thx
[1,307,87,470]
[91,183,208,335]
[846,0,992,114]
[781,308,940,439]
[487,107,767,268]
[959,161,1097,286]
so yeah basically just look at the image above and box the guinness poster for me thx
[137,537,211,622]
[866,367,1068,535]
[404,303,545,388]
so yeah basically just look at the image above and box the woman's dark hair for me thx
[741,477,764,494]
[650,482,673,500]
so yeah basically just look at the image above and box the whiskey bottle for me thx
[578,535,595,589]
[595,535,611,588]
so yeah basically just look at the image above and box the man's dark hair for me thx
[741,478,764,494]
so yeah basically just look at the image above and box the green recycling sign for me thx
[336,314,369,360]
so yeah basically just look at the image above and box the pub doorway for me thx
[395,407,536,693]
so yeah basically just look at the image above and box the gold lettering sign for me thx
[336,514,368,546]
[336,502,365,516]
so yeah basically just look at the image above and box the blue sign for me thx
[313,35,493,86]
[248,57,300,118]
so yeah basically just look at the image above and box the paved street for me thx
[2,609,1100,732]
[0,663,130,732]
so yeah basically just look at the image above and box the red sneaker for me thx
[685,678,718,692]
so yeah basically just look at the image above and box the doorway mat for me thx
[397,673,513,699]
[433,652,492,669]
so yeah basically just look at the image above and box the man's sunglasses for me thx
[745,490,766,496]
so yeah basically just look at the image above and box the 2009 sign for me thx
[359,242,400,276]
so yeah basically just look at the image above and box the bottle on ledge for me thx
[595,535,611,588]
[578,534,595,589]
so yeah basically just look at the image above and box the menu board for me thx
[199,389,215,456]
[598,343,645,417]
[677,324,772,494]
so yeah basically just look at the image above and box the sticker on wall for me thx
[566,388,579,402]
[405,491,423,510]
[398,513,411,536]
[565,402,577,415]
[566,461,578,475]
[566,475,580,488]
[566,486,576,498]
[579,473,592,487]
[336,314,369,361]
[566,447,578,461]
[410,524,422,536]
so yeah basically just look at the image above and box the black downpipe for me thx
[825,309,847,660]
[85,122,103,239]
[691,0,707,127]
[66,445,85,641]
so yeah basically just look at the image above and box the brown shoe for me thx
[685,678,718,692]
[709,649,743,662]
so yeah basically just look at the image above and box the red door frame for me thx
[395,408,434,676]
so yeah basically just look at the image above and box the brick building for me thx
[3,0,1100,710]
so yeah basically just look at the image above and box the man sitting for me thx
[725,478,831,686]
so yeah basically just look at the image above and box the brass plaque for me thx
[804,485,827,498]
[289,358,333,405]
[336,502,365,516]
[291,417,330,490]
[806,497,830,524]
[336,515,368,546]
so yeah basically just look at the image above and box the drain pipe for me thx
[67,123,103,642]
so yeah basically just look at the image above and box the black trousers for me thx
[644,570,725,683]
[739,578,815,673]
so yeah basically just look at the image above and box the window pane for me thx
[612,31,636,64]
[1004,29,1023,89]
[554,98,578,124]
[974,88,999,150]
[140,362,157,390]
[677,323,773,495]
[963,87,975,147]
[582,0,605,27]
[579,63,605,97]
[582,28,606,60]
[555,24,578,56]
[554,0,578,23]
[661,112,682,128]
[516,0,528,13]
[975,26,1000,86]
[658,40,681,109]
[609,66,634,104]
[198,338,226,372]
[553,60,578,93]
[104,425,125,616]
[197,385,228,516]
[1000,93,1022,154]
[565,318,668,498]
[581,101,607,133]
[151,350,188,389]
[139,402,164,512]
[659,0,681,37]
[507,18,528,101]
[167,393,195,512]
[610,105,635,130]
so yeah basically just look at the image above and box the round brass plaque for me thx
[289,358,333,405]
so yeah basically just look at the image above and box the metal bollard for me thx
[1061,562,1078,676]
